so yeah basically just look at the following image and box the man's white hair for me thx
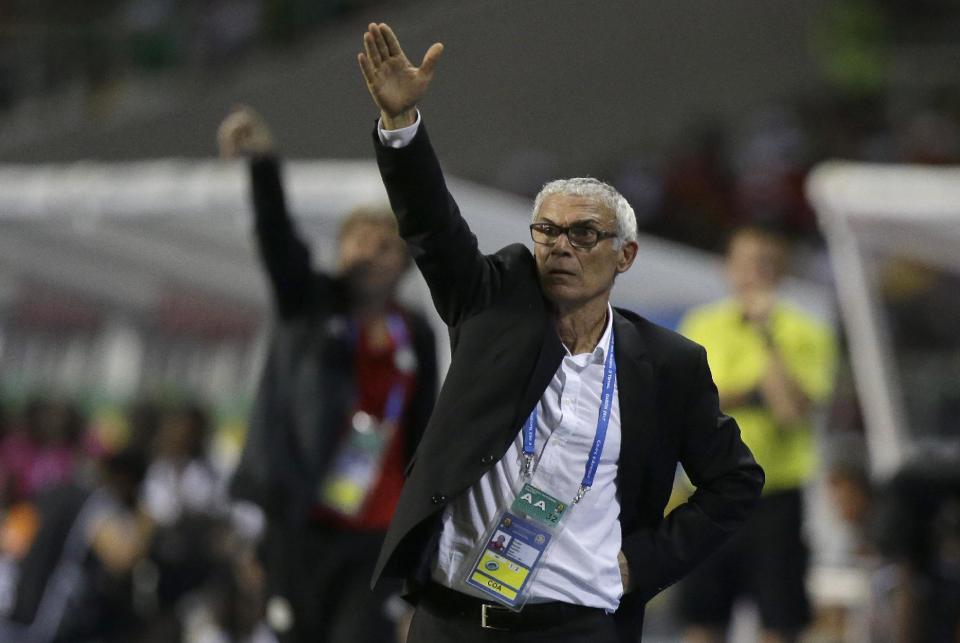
[531,177,637,247]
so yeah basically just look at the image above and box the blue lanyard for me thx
[521,330,617,504]
[352,313,412,426]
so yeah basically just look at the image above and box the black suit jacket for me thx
[372,124,763,640]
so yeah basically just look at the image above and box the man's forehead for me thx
[729,232,784,258]
[535,193,613,223]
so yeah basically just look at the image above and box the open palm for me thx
[358,23,443,124]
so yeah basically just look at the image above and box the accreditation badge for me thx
[316,411,393,517]
[460,483,568,610]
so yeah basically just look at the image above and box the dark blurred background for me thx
[0,1,958,642]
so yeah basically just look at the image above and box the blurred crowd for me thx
[597,91,960,255]
[0,3,958,642]
[0,395,273,643]
[0,0,393,112]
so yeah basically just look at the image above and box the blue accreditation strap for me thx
[316,312,415,517]
[520,330,616,504]
[382,313,411,425]
[349,312,412,426]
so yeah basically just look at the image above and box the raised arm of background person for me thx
[620,344,765,603]
[360,24,519,325]
[218,107,320,319]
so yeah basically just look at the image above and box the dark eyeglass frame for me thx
[529,222,619,250]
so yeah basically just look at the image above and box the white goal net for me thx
[807,162,960,480]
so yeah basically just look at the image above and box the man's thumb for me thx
[420,42,444,76]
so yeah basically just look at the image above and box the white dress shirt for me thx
[379,116,624,611]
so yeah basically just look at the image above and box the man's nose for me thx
[551,232,576,254]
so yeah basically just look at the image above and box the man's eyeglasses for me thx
[529,222,619,250]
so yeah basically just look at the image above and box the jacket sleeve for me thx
[373,123,506,327]
[249,155,333,319]
[621,345,764,602]
[403,311,439,465]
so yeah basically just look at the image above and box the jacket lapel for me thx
[512,314,565,441]
[506,308,658,480]
[613,310,657,492]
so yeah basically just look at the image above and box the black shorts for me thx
[677,488,810,633]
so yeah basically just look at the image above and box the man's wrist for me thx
[381,109,417,130]
[618,550,633,592]
[378,110,421,149]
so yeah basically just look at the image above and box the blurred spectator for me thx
[657,122,735,251]
[219,107,437,643]
[824,431,873,558]
[142,401,223,527]
[733,107,818,240]
[180,543,276,643]
[0,400,9,508]
[0,398,87,506]
[805,431,875,643]
[126,397,166,457]
[0,447,153,643]
[676,225,837,643]
[872,461,960,643]
[141,401,228,629]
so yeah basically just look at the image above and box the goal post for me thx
[807,161,960,481]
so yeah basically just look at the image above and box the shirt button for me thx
[431,494,446,505]
[481,455,495,465]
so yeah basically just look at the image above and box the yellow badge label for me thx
[476,551,529,591]
[470,571,518,601]
[320,480,364,512]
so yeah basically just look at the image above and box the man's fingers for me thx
[217,120,240,158]
[217,105,274,157]
[419,42,444,77]
[371,24,391,61]
[379,23,404,58]
[221,140,239,159]
[217,116,241,150]
[363,29,382,66]
[358,52,375,85]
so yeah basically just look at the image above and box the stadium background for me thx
[0,1,958,641]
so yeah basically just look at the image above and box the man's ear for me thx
[617,240,639,274]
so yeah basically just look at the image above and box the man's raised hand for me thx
[358,23,443,130]
[217,106,274,158]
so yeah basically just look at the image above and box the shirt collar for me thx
[594,303,614,363]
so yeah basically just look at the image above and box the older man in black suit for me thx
[357,23,764,643]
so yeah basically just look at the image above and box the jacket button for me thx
[481,455,495,465]
[431,494,446,505]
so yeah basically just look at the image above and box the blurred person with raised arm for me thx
[219,106,438,643]
[357,22,764,643]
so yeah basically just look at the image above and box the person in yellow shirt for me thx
[678,225,837,643]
